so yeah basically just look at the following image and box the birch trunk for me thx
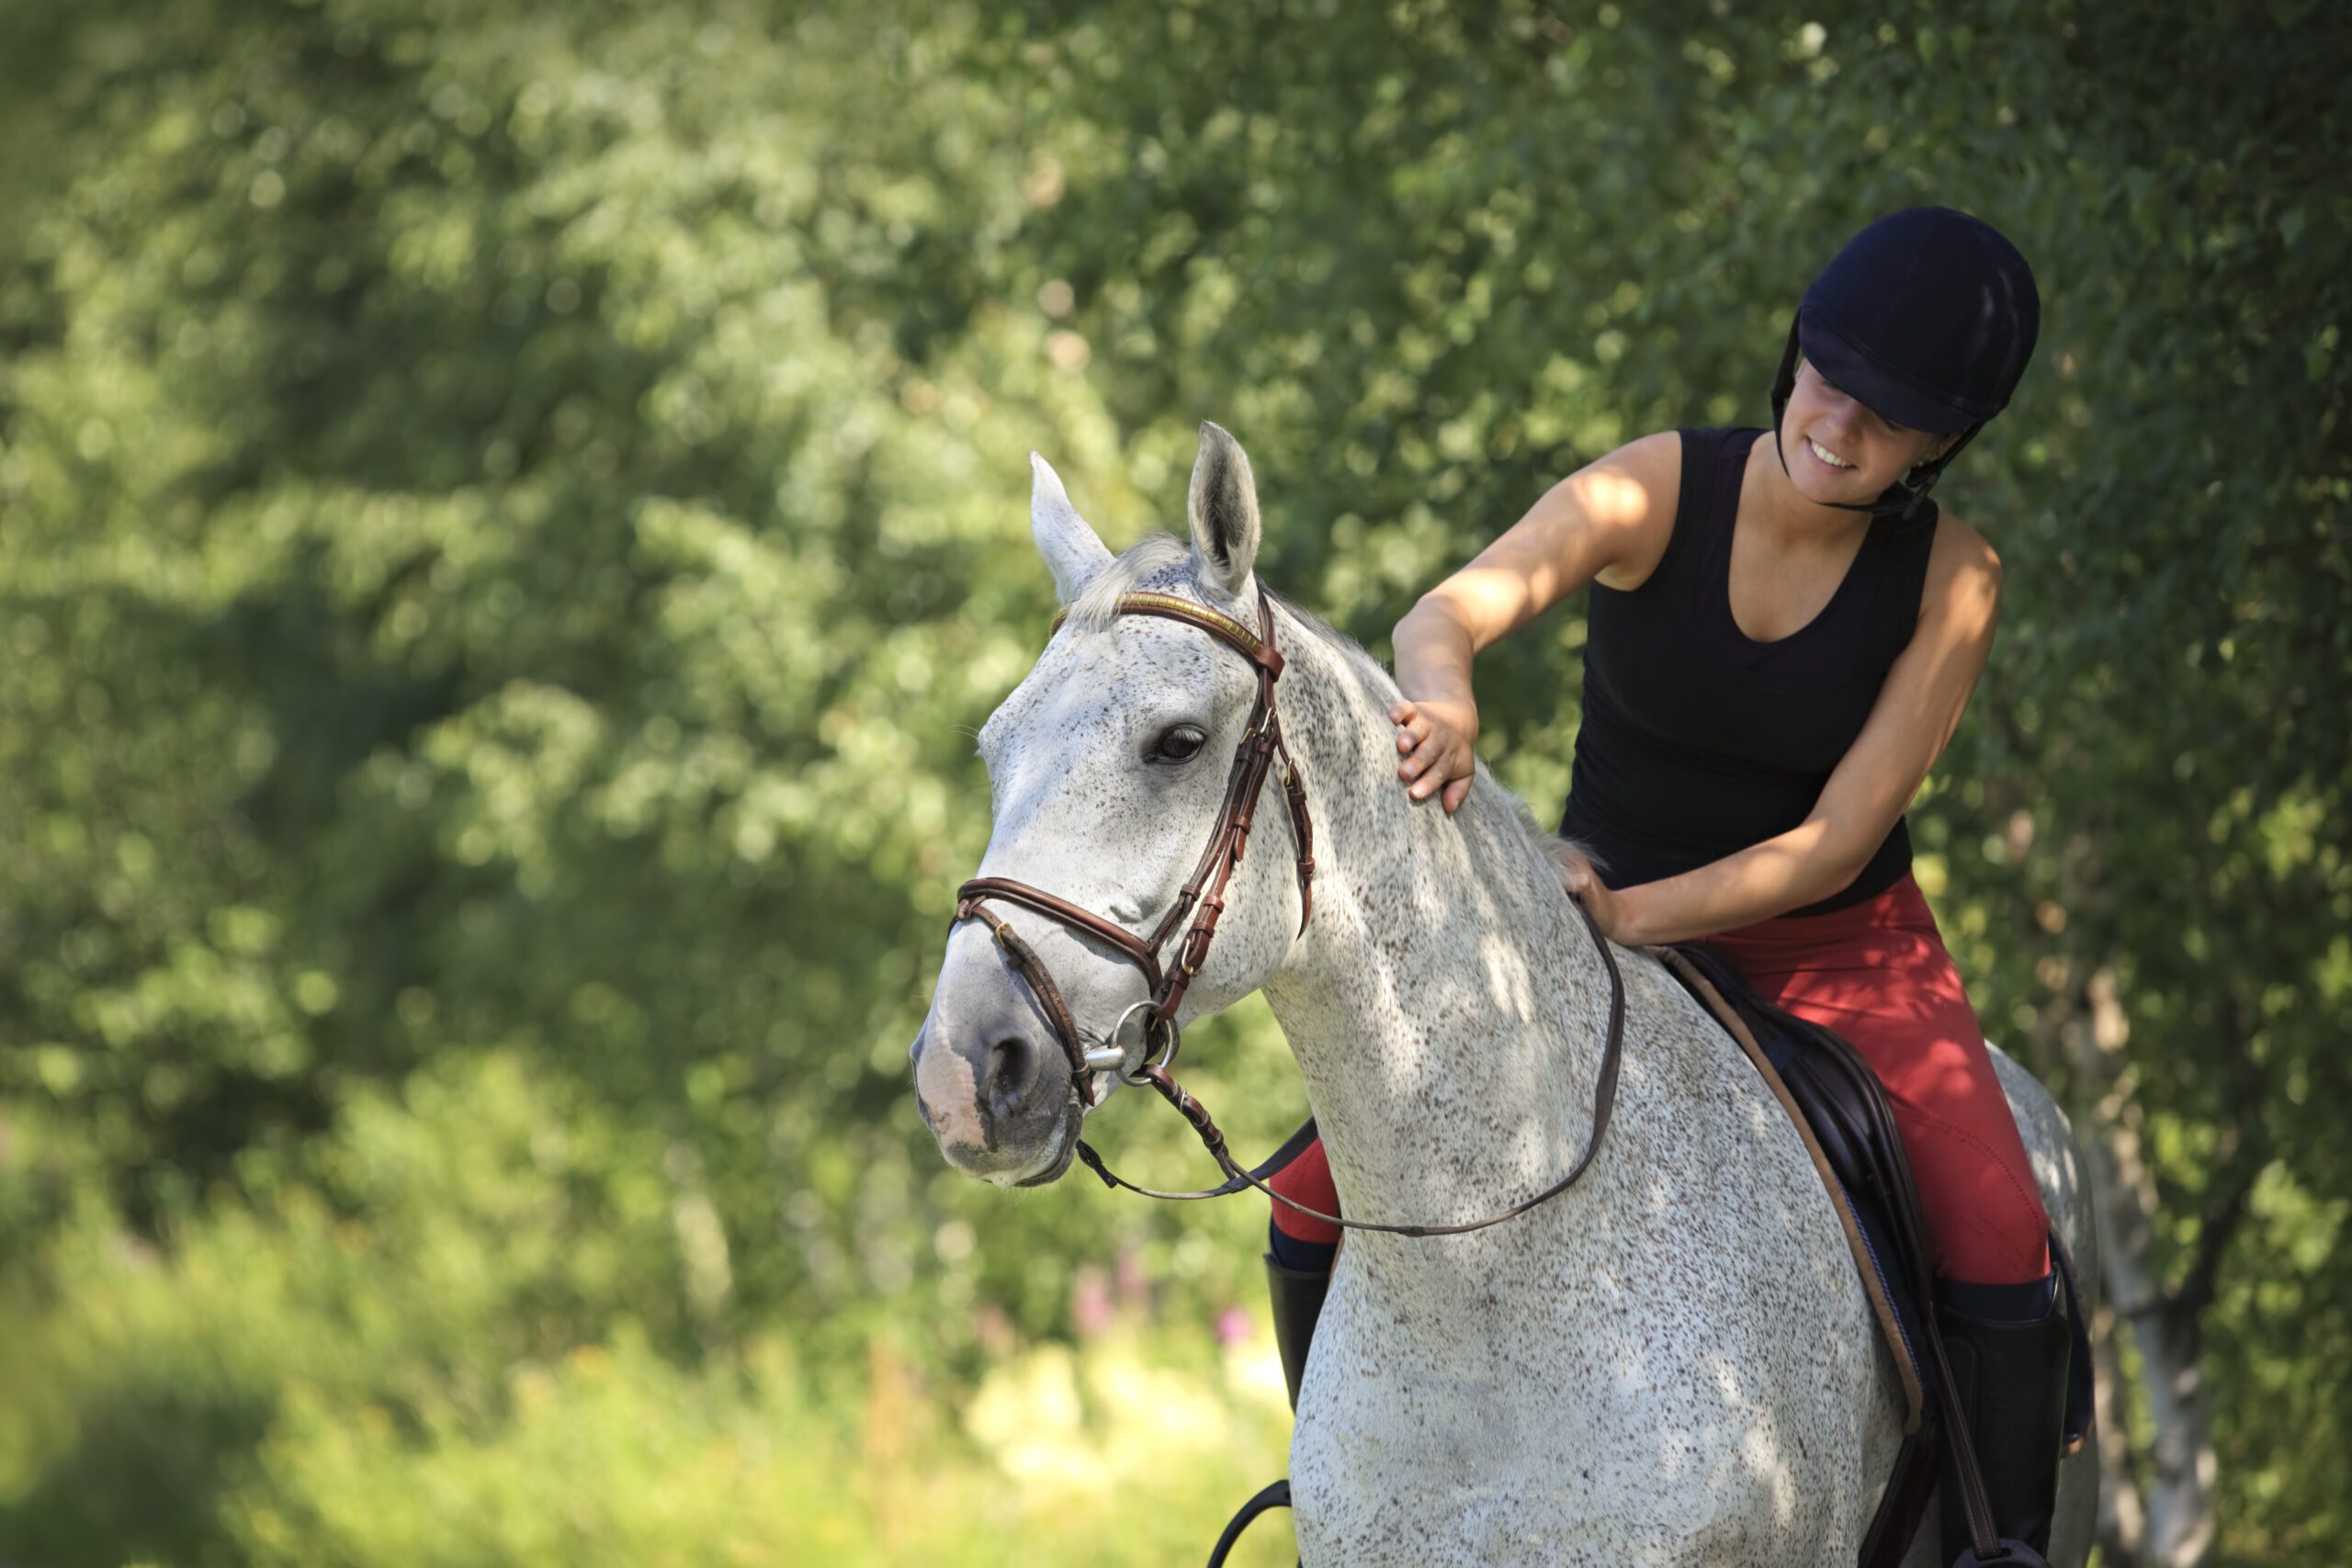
[2058,966,2221,1568]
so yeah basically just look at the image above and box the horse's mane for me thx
[1065,534,1604,889]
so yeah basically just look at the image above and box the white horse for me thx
[911,423,2098,1566]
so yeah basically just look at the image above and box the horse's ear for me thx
[1187,421,1261,597]
[1030,453,1114,604]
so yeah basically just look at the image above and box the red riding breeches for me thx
[1268,869,2051,1283]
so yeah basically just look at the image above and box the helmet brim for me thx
[1798,305,1987,435]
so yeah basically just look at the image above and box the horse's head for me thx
[910,423,1311,1185]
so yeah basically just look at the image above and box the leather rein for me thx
[953,587,1627,1238]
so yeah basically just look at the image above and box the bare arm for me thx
[1391,433,1681,810]
[1593,514,2006,945]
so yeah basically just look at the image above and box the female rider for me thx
[1261,207,2066,1561]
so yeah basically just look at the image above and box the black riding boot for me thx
[1262,1252,1330,1412]
[1938,1293,2071,1565]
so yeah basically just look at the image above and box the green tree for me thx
[0,0,2342,1562]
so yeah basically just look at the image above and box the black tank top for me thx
[1558,427,1939,916]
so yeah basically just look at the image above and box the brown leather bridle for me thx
[955,589,1314,1108]
[953,586,1627,1237]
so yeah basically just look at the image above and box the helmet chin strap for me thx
[1769,314,1980,524]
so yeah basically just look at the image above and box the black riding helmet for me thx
[1770,207,2041,520]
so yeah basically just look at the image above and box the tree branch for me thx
[2171,1149,2263,1323]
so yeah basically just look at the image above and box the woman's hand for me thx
[1388,696,1478,813]
[1560,859,1644,945]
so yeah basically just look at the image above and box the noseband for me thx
[953,585,1626,1237]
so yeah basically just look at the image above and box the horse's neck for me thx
[1261,620,1619,1251]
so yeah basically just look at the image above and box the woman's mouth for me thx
[1804,435,1856,472]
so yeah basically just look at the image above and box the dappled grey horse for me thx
[910,423,2097,1566]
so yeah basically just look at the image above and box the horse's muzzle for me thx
[911,957,1080,1181]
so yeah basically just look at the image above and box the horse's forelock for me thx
[1062,534,1195,630]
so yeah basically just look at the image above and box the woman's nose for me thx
[1816,391,1862,440]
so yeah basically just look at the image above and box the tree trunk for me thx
[2061,965,2221,1568]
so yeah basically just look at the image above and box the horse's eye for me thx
[1151,725,1206,763]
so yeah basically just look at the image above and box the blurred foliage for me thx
[0,0,2343,1562]
[0,1053,1295,1567]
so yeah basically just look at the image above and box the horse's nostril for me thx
[984,1033,1037,1111]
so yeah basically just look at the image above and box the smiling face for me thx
[1779,359,1956,503]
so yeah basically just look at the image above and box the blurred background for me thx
[0,1,2343,1563]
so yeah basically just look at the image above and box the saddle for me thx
[1653,942,2094,1568]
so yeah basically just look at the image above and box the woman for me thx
[1262,207,2067,1560]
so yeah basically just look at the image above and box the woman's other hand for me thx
[1561,859,1642,945]
[1388,696,1477,813]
